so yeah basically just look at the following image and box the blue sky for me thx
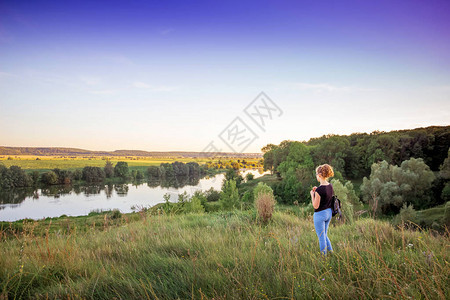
[1,0,449,152]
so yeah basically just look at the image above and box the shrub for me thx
[31,171,40,185]
[73,169,83,181]
[147,166,160,177]
[205,188,220,202]
[393,203,417,228]
[330,179,355,224]
[82,167,105,183]
[104,161,114,178]
[253,182,273,199]
[443,201,450,228]
[41,171,59,185]
[245,173,254,181]
[361,158,435,215]
[114,161,129,178]
[136,170,144,180]
[110,209,122,219]
[241,190,253,203]
[255,192,276,223]
[219,179,240,210]
[187,193,205,213]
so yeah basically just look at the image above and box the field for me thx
[0,156,261,173]
[0,209,448,299]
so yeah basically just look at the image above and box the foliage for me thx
[41,171,59,185]
[253,182,273,200]
[72,169,83,180]
[114,161,129,178]
[52,168,72,184]
[262,126,450,181]
[393,203,417,227]
[225,168,244,186]
[254,183,276,223]
[186,192,206,213]
[360,158,435,216]
[82,166,106,183]
[245,173,254,181]
[147,165,160,177]
[200,188,218,203]
[330,179,355,224]
[219,179,240,210]
[104,160,114,178]
[0,164,33,190]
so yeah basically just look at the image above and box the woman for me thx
[310,164,334,254]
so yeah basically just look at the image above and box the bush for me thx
[393,203,417,227]
[255,192,276,223]
[253,182,273,200]
[104,161,114,178]
[361,158,435,215]
[245,173,254,181]
[136,170,144,180]
[82,167,106,183]
[41,171,59,185]
[187,193,205,213]
[114,161,129,178]
[205,188,220,202]
[219,179,240,210]
[241,190,253,203]
[330,179,355,224]
[109,209,122,219]
[31,171,40,185]
[443,201,450,228]
[73,169,83,181]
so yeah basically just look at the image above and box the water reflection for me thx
[0,169,269,221]
[0,174,206,207]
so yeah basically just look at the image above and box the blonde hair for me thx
[316,164,334,179]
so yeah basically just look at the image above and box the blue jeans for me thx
[313,208,333,254]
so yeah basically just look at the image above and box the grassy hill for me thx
[1,210,448,299]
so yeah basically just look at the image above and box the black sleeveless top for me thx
[314,183,334,213]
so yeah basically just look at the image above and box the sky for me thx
[0,0,449,153]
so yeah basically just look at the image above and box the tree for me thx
[104,161,114,178]
[114,161,129,179]
[361,158,435,215]
[147,166,160,177]
[330,179,356,224]
[41,171,59,185]
[187,192,206,213]
[219,179,240,210]
[82,167,106,183]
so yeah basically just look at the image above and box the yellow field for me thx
[0,155,261,171]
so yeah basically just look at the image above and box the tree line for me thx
[0,161,210,190]
[261,126,450,216]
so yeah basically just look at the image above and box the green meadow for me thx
[0,156,211,173]
[1,208,448,299]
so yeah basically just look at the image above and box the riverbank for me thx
[1,209,448,299]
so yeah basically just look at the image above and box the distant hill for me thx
[0,147,262,158]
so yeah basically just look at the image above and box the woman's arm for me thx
[311,191,320,209]
[310,188,321,209]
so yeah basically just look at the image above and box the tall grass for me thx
[1,210,448,299]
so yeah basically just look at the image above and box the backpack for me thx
[331,195,342,220]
